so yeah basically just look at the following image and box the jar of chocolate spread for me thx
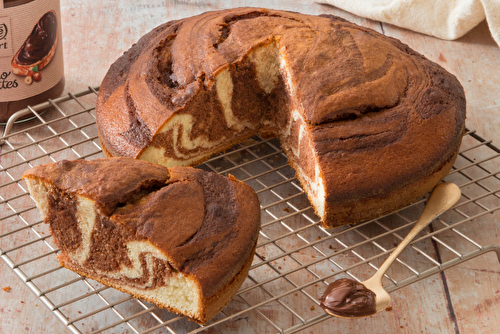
[0,0,65,123]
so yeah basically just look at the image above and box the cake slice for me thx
[23,157,261,324]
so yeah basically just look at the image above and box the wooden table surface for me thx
[1,1,499,333]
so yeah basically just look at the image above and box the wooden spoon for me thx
[321,182,462,318]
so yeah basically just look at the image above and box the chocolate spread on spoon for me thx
[320,278,377,317]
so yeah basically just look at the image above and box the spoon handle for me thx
[371,182,461,282]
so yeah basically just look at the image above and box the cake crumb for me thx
[386,306,393,312]
[310,305,315,311]
[2,286,11,292]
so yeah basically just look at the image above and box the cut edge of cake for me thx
[131,39,329,219]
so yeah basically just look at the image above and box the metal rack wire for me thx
[1,87,499,334]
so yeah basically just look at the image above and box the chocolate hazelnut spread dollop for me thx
[320,278,377,317]
[14,11,57,65]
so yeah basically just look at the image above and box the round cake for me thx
[96,8,466,228]
[23,158,261,324]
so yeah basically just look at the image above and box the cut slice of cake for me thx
[23,157,261,324]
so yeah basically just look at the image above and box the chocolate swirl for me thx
[15,11,57,65]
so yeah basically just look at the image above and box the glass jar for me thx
[0,0,65,123]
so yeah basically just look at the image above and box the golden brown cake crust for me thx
[23,158,261,300]
[96,8,466,227]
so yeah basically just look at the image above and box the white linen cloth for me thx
[319,0,500,47]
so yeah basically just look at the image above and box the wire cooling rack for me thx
[1,87,499,334]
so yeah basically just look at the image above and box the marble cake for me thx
[23,158,261,323]
[95,8,466,228]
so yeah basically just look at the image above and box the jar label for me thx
[0,0,64,102]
